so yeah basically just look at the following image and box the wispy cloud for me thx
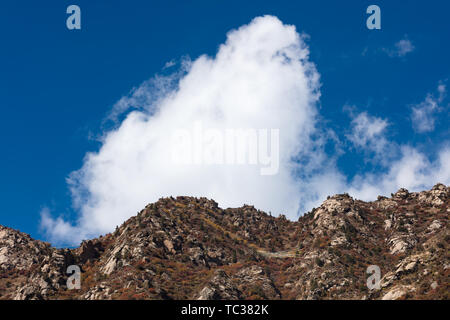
[346,109,390,158]
[163,59,176,69]
[411,83,446,133]
[104,62,190,125]
[347,145,450,201]
[384,37,415,57]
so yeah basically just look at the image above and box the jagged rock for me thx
[384,219,392,230]
[188,247,207,266]
[14,284,43,300]
[0,226,50,271]
[83,282,112,300]
[376,198,398,210]
[427,220,441,232]
[430,281,438,290]
[382,285,416,300]
[388,235,417,255]
[235,265,280,299]
[380,271,396,288]
[76,240,103,263]
[163,239,175,254]
[418,183,448,207]
[197,270,241,300]
[393,188,410,199]
[330,235,347,246]
[395,254,425,275]
[389,238,409,255]
[102,256,117,276]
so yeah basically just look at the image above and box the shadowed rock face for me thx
[0,184,448,300]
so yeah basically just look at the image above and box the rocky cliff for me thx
[0,184,448,300]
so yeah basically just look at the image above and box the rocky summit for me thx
[0,184,448,300]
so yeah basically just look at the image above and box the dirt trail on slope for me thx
[256,249,297,258]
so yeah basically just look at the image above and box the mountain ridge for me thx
[0,184,448,300]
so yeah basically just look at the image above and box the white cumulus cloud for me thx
[41,16,323,245]
[41,16,450,246]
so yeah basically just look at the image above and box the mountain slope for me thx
[0,184,448,300]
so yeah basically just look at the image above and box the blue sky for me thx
[0,1,449,245]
